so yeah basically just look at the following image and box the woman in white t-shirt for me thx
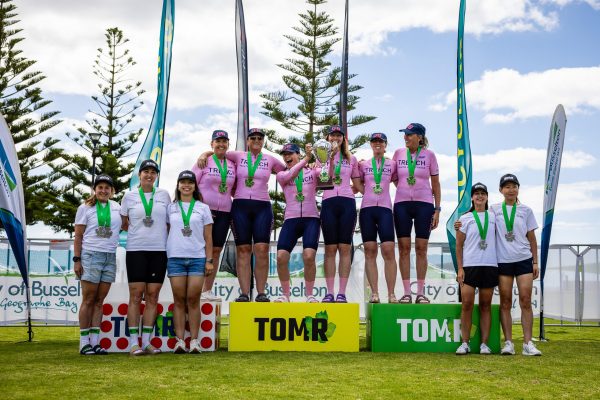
[167,170,213,354]
[120,159,171,356]
[492,174,541,356]
[73,175,122,355]
[455,183,498,355]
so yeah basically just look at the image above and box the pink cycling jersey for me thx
[192,156,236,212]
[392,147,439,204]
[276,159,319,219]
[358,157,397,210]
[319,154,359,201]
[227,151,286,201]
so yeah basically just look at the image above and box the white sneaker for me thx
[455,342,470,355]
[306,295,319,303]
[173,338,187,354]
[522,341,542,356]
[480,343,492,355]
[189,338,202,354]
[274,295,290,303]
[501,340,515,355]
[201,291,220,301]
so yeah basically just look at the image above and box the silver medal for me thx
[181,226,193,237]
[143,216,154,227]
[479,240,487,250]
[505,231,515,242]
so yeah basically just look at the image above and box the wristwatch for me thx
[206,258,214,264]
[72,256,81,262]
[434,206,442,211]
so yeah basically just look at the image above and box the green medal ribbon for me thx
[371,157,384,194]
[212,154,228,193]
[246,151,263,187]
[333,152,343,185]
[295,169,304,202]
[96,201,111,227]
[138,187,155,218]
[502,201,517,233]
[472,210,489,241]
[406,146,422,186]
[178,198,196,228]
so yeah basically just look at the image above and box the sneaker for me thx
[274,295,290,303]
[306,295,319,303]
[92,344,108,355]
[173,339,187,354]
[235,294,250,302]
[129,344,144,356]
[322,293,335,303]
[480,343,492,355]
[144,344,161,355]
[500,340,515,355]
[189,339,202,354]
[522,341,542,356]
[80,344,95,356]
[201,291,220,301]
[455,342,470,355]
[335,294,348,303]
[255,293,270,302]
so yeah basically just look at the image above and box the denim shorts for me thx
[167,257,206,277]
[81,249,117,283]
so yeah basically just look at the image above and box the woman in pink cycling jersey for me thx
[274,143,321,303]
[198,128,285,302]
[392,123,441,304]
[192,130,236,301]
[354,133,398,303]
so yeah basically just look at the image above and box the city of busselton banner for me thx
[229,303,359,352]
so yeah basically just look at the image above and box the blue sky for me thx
[15,0,600,244]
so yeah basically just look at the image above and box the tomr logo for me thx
[255,317,328,342]
[396,318,461,342]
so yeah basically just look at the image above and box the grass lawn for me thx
[0,321,598,400]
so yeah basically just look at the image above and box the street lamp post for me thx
[89,132,102,187]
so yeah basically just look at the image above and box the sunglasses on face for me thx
[248,136,263,141]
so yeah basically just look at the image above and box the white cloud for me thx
[17,0,572,112]
[542,0,600,10]
[432,67,600,123]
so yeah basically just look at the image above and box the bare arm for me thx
[204,223,214,275]
[431,174,441,230]
[526,230,539,279]
[120,215,129,232]
[73,225,85,279]
[456,230,466,286]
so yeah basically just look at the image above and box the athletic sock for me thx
[417,279,425,296]
[128,327,139,347]
[142,326,153,348]
[281,280,291,297]
[338,277,349,295]
[325,276,335,294]
[79,329,90,350]
[89,327,100,347]
[305,280,315,297]
[402,279,411,296]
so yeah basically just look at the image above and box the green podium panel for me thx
[367,304,500,353]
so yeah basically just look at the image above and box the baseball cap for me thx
[370,132,388,142]
[499,173,520,188]
[471,182,488,194]
[327,125,344,136]
[211,130,229,141]
[177,170,196,182]
[399,123,426,136]
[248,128,265,137]
[280,143,301,154]
[139,159,160,173]
[93,174,114,188]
